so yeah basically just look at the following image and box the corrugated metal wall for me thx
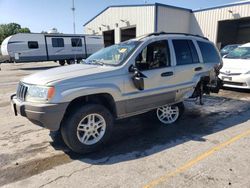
[85,3,250,46]
[84,6,155,43]
[193,4,250,43]
[157,6,191,33]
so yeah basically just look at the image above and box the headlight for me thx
[26,85,55,102]
[245,71,250,74]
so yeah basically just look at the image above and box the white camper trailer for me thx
[1,33,104,65]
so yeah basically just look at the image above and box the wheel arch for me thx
[62,93,118,123]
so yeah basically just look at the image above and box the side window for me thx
[135,40,170,71]
[188,40,199,63]
[52,38,64,47]
[197,41,220,63]
[173,39,199,65]
[28,41,38,49]
[71,38,82,47]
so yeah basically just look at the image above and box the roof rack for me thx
[146,32,208,40]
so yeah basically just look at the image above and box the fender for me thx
[54,83,122,103]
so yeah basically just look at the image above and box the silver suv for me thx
[11,32,222,153]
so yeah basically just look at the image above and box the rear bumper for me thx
[11,94,69,131]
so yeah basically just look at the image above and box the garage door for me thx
[103,30,115,47]
[120,27,136,42]
[217,17,250,49]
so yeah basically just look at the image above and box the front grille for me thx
[16,82,28,101]
[223,81,247,86]
[220,72,241,76]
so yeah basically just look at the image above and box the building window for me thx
[28,41,39,49]
[71,38,82,47]
[52,38,64,47]
[197,41,220,63]
[173,40,199,65]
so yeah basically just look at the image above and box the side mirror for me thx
[128,65,145,90]
[132,76,144,91]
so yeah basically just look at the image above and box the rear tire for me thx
[156,102,184,125]
[59,60,65,66]
[61,104,114,154]
[66,59,75,65]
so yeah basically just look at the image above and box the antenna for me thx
[71,0,76,34]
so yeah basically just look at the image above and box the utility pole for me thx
[71,0,77,63]
[71,0,76,34]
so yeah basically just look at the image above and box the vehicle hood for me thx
[21,64,117,85]
[221,58,250,74]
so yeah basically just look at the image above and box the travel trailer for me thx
[1,33,104,65]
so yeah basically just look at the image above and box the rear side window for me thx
[197,41,220,63]
[71,38,82,47]
[28,41,38,49]
[52,38,64,47]
[173,40,199,65]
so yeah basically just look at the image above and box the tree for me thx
[0,23,31,44]
[18,27,31,33]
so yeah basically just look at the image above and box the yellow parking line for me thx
[144,128,250,188]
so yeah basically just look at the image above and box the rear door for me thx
[170,39,203,89]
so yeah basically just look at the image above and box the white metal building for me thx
[193,1,250,48]
[84,1,250,48]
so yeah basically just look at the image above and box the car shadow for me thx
[50,95,250,165]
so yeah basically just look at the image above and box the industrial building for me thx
[83,1,250,48]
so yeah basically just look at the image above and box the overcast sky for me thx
[0,0,247,34]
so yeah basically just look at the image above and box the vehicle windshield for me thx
[225,47,250,59]
[84,40,141,66]
[221,45,238,52]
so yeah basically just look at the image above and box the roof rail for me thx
[146,32,208,40]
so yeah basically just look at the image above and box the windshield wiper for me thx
[91,59,104,66]
[225,56,238,59]
[241,56,250,59]
[84,59,104,66]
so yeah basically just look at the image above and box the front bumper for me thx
[219,74,250,89]
[10,94,69,131]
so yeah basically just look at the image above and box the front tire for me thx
[61,104,114,154]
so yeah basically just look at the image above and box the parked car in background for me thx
[11,32,222,154]
[1,33,104,65]
[219,43,250,89]
[220,44,240,57]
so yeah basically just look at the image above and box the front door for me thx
[124,40,176,114]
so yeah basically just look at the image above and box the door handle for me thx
[161,72,173,77]
[194,67,203,71]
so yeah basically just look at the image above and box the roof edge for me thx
[155,3,192,12]
[83,4,155,26]
[194,1,250,12]
[83,3,192,27]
